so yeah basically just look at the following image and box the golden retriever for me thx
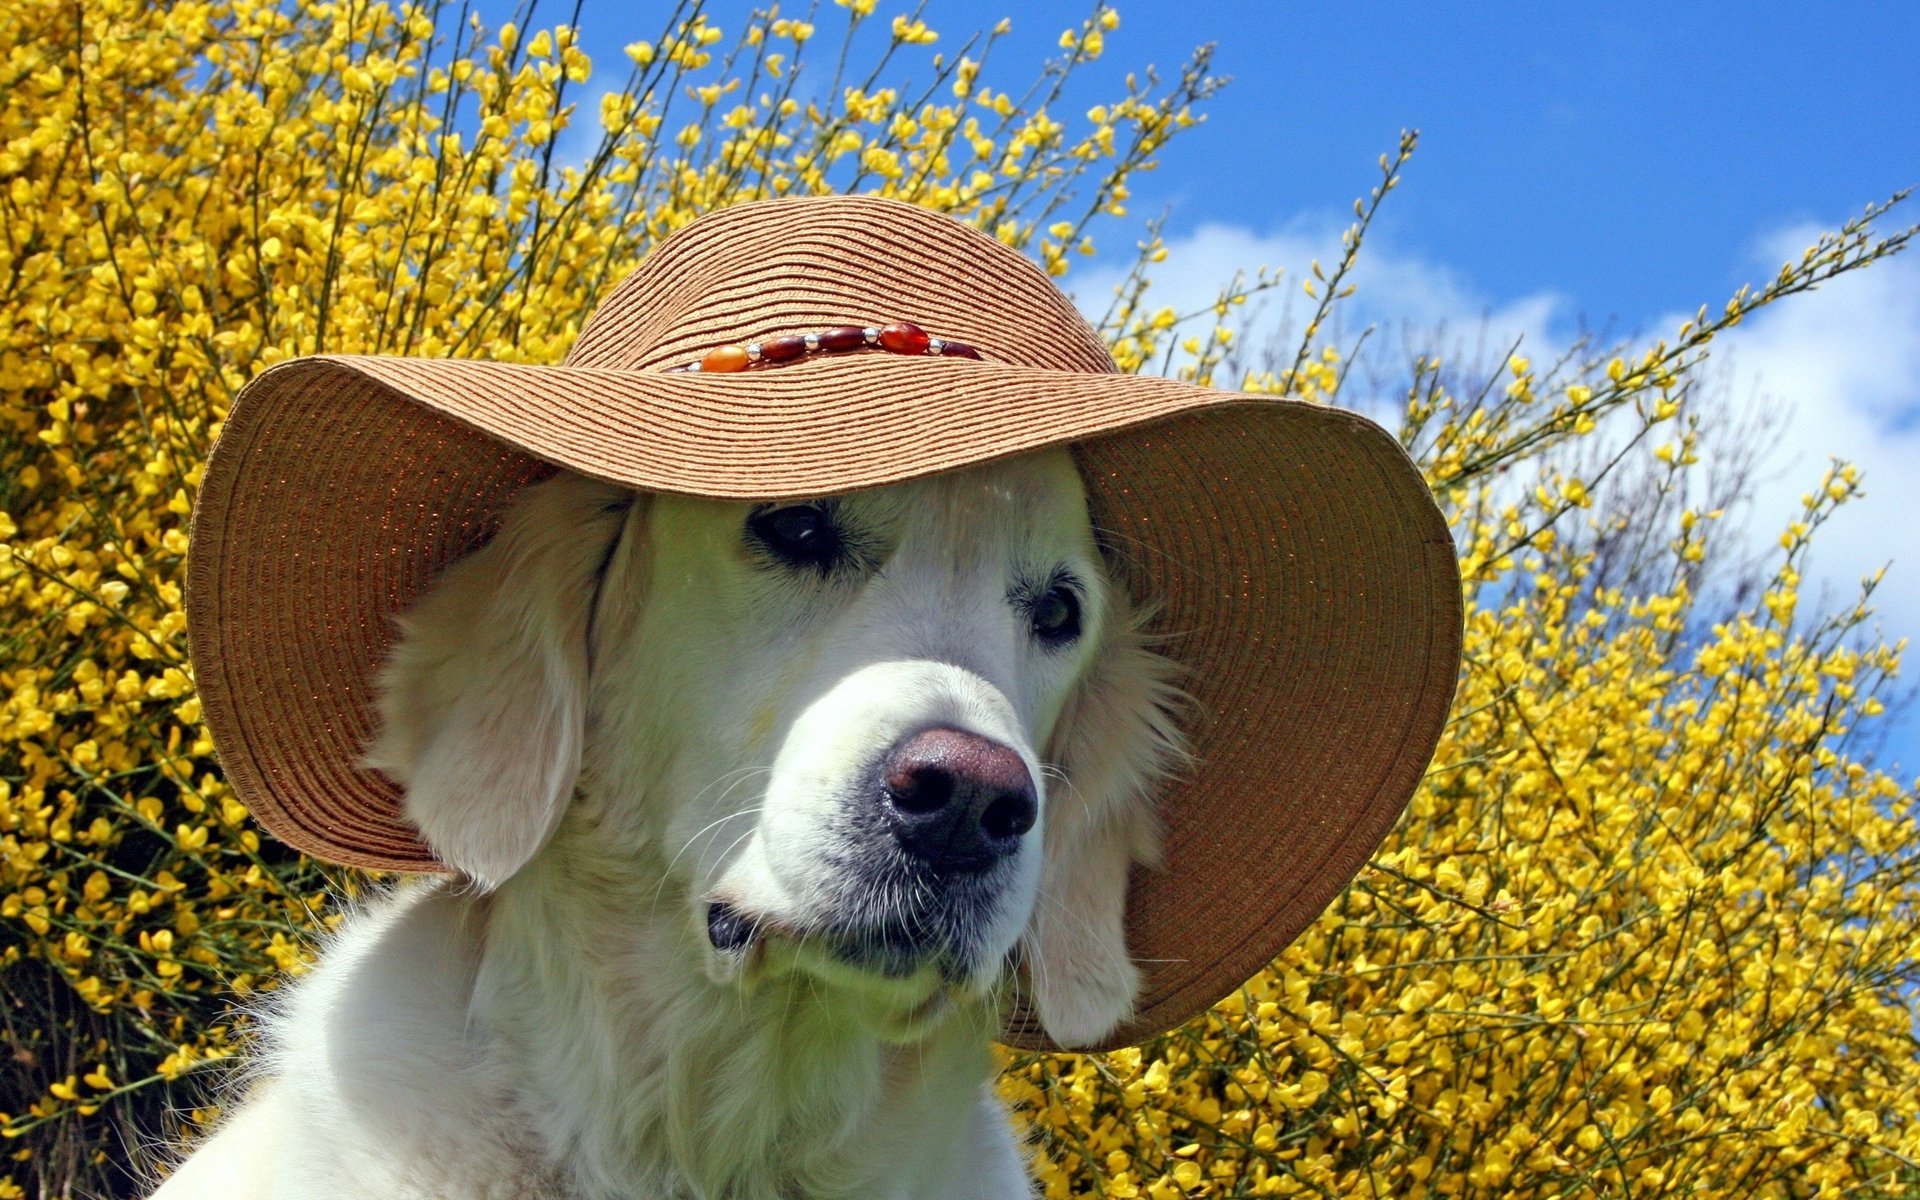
[154,449,1185,1198]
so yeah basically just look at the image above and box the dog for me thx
[154,446,1186,1198]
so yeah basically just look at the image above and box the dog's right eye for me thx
[747,503,846,573]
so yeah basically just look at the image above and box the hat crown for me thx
[564,195,1117,375]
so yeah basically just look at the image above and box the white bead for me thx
[863,327,881,344]
[745,343,762,361]
[804,333,821,351]
[686,362,702,372]
[927,337,945,355]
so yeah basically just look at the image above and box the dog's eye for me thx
[1029,584,1082,646]
[747,503,845,572]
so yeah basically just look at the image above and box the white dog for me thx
[155,447,1185,1198]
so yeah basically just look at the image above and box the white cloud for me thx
[1684,228,1920,613]
[1076,216,1920,771]
[1066,217,1570,388]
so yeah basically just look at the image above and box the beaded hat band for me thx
[672,321,981,373]
[188,194,1462,1052]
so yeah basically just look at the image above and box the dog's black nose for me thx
[879,727,1036,872]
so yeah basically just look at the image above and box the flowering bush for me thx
[1,2,1915,1196]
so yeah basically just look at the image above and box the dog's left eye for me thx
[747,503,846,573]
[1029,584,1082,646]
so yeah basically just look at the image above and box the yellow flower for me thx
[889,15,937,44]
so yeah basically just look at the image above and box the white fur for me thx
[154,452,1186,1199]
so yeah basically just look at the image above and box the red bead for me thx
[819,326,867,352]
[879,322,930,354]
[760,334,807,362]
[939,340,981,360]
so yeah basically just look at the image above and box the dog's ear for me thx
[1024,599,1188,1048]
[364,472,638,889]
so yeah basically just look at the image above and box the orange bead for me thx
[701,344,750,373]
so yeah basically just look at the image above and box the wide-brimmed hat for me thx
[188,193,1460,1050]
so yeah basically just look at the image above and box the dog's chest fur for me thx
[186,828,1019,1200]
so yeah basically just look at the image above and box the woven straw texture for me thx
[188,194,1462,1049]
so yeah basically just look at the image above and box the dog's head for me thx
[366,450,1185,1047]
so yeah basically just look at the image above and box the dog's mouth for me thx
[705,897,987,984]
[706,898,763,953]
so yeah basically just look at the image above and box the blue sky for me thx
[1074,2,1920,320]
[538,1,1920,771]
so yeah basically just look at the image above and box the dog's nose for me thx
[879,728,1036,871]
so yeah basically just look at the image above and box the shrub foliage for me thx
[1,1,1915,1196]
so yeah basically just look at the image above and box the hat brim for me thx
[188,350,1461,1050]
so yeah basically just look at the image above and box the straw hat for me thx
[188,194,1461,1050]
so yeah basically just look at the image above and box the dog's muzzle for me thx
[705,726,1039,978]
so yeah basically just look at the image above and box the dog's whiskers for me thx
[682,764,777,809]
[1088,520,1200,579]
[671,774,772,864]
[707,824,762,886]
[643,773,773,913]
